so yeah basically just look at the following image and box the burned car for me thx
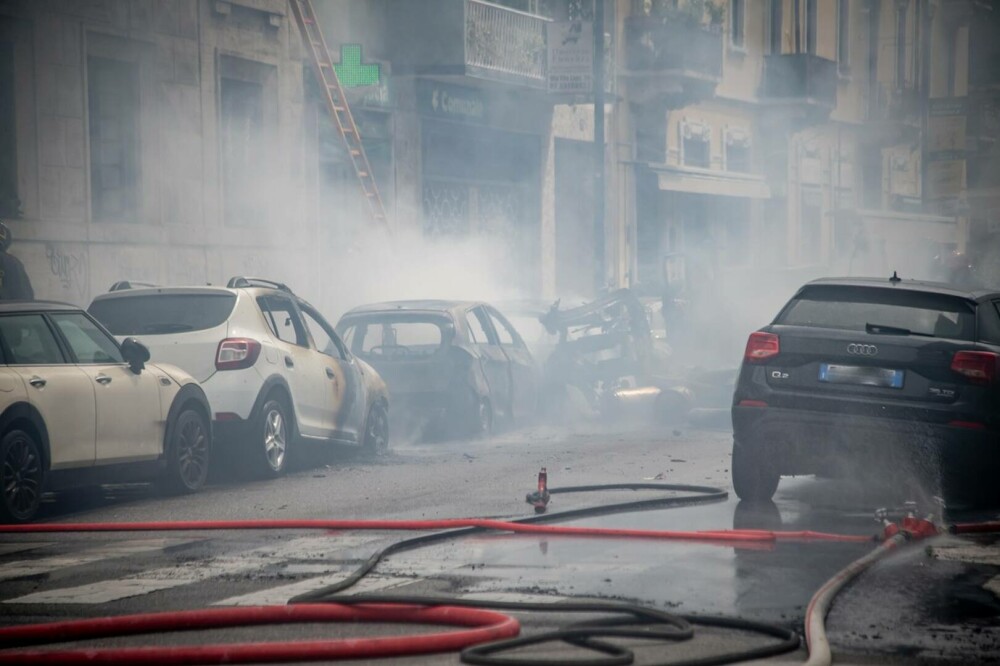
[336,301,539,439]
[539,288,735,424]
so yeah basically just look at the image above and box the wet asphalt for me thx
[0,420,998,664]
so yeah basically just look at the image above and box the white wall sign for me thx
[546,21,593,94]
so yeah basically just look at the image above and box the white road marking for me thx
[459,591,568,603]
[213,572,418,606]
[0,540,186,582]
[5,535,383,605]
[0,543,54,557]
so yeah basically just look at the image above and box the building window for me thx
[838,0,850,74]
[724,128,751,173]
[945,27,957,95]
[88,57,140,222]
[806,0,818,55]
[895,2,907,89]
[800,186,823,264]
[219,56,276,228]
[681,122,711,169]
[730,0,745,48]
[769,0,783,54]
[0,40,17,217]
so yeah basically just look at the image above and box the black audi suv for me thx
[731,275,1000,503]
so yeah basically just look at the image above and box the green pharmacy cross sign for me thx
[334,44,380,88]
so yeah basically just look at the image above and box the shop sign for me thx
[546,21,593,94]
[419,82,486,122]
[925,97,968,201]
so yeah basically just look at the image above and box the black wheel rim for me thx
[367,407,388,454]
[3,435,41,520]
[177,415,209,488]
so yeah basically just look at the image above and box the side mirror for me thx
[121,337,150,374]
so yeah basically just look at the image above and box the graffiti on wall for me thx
[45,243,88,302]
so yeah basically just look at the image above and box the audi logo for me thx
[847,343,878,356]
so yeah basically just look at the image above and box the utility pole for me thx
[593,0,605,293]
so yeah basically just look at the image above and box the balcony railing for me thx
[761,54,838,107]
[465,0,548,84]
[623,17,723,81]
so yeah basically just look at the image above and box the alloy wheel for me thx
[2,433,41,522]
[264,409,287,471]
[176,415,209,489]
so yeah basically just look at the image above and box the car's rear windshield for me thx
[775,287,977,340]
[338,315,449,359]
[89,293,237,335]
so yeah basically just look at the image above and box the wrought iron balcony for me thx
[624,16,723,81]
[386,0,549,88]
[760,54,838,108]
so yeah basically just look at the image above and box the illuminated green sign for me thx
[335,45,380,88]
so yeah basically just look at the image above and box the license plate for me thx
[818,364,904,389]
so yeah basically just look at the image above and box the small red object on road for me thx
[525,467,550,514]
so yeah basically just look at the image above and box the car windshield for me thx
[89,293,237,335]
[775,287,977,340]
[338,315,448,359]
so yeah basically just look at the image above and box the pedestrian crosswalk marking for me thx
[3,535,385,605]
[0,540,186,582]
[0,543,54,557]
[212,572,419,606]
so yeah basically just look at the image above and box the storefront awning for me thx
[650,164,771,199]
[848,208,958,244]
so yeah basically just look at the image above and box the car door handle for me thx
[326,367,335,379]
[284,356,294,368]
[28,376,46,388]
[95,374,112,385]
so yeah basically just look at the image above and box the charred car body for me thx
[336,301,539,439]
[538,288,709,421]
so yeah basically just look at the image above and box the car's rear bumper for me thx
[732,404,999,476]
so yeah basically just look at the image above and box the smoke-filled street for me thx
[3,0,1000,664]
[1,422,998,663]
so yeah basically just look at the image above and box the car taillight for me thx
[950,351,999,385]
[744,332,780,363]
[216,338,261,371]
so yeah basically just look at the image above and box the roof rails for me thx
[109,280,159,292]
[226,276,292,293]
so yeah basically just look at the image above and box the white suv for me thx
[89,278,390,477]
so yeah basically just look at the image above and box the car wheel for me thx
[731,439,780,502]
[254,398,291,478]
[0,429,43,524]
[472,398,493,439]
[362,403,389,458]
[161,409,210,494]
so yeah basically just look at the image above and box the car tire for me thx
[253,397,292,478]
[731,439,780,502]
[160,408,211,494]
[362,403,389,458]
[471,398,493,439]
[0,429,44,524]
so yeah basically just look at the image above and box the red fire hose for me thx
[0,518,872,544]
[0,603,520,665]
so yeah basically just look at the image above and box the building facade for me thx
[624,0,976,305]
[0,0,987,316]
